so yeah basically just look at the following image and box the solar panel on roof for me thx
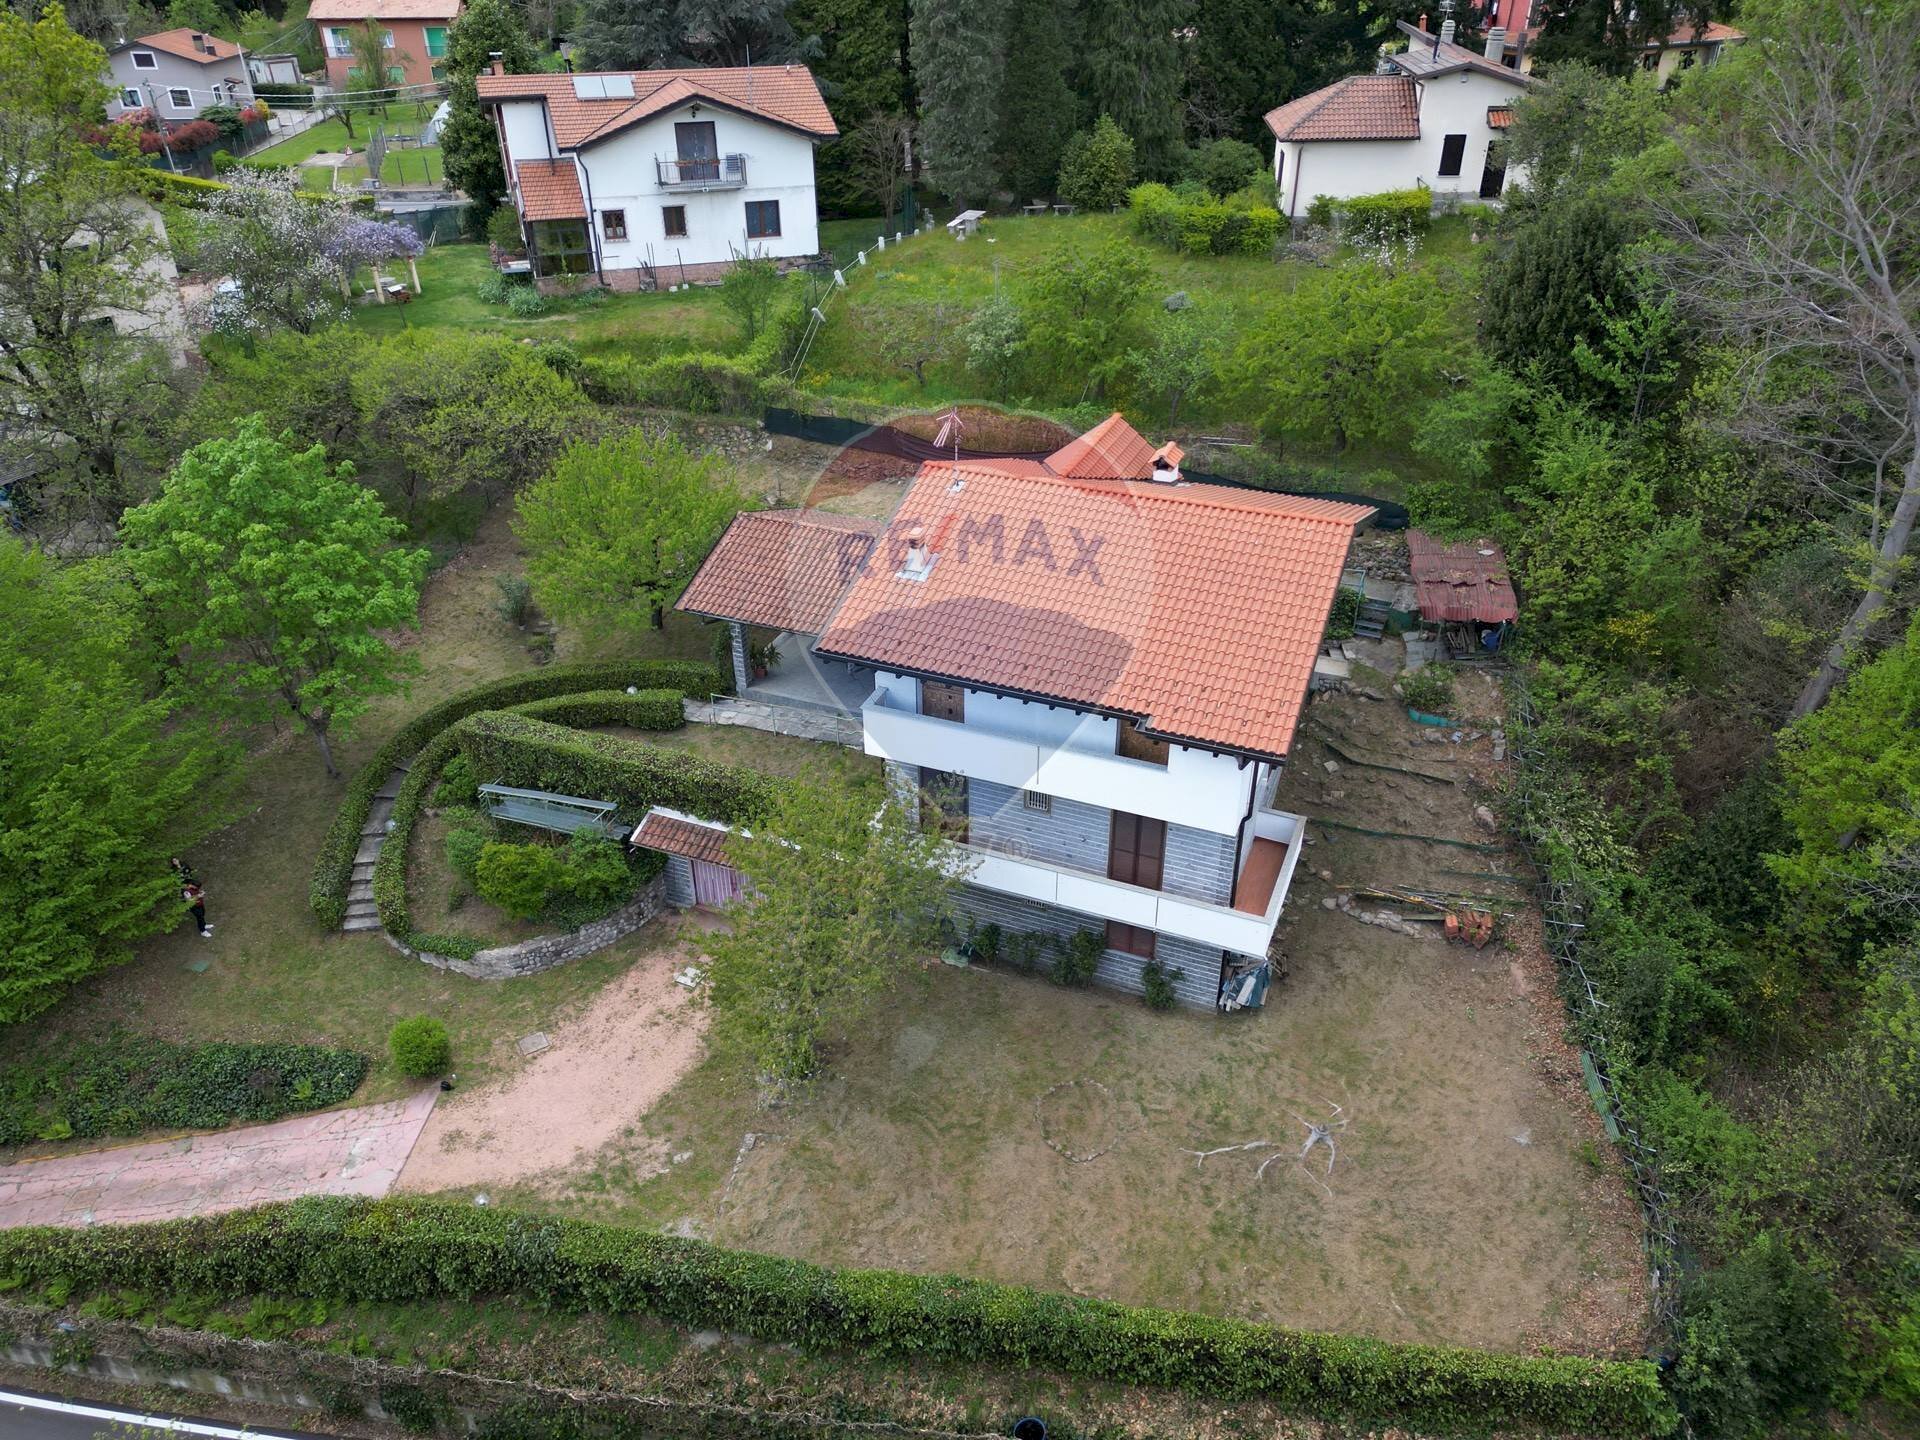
[570,75,603,99]
[602,75,634,97]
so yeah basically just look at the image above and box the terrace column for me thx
[884,761,920,825]
[728,621,752,695]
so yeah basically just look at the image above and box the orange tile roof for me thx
[514,159,585,221]
[476,65,837,149]
[812,438,1373,760]
[678,509,883,634]
[631,809,734,865]
[1652,20,1742,45]
[1045,411,1161,480]
[308,0,462,19]
[128,27,244,63]
[1487,104,1515,129]
[1265,75,1420,142]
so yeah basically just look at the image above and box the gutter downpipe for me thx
[574,151,605,285]
[1229,768,1261,911]
[1288,144,1303,221]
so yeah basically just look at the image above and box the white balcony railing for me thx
[861,686,1255,835]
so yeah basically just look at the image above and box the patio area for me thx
[746,631,872,716]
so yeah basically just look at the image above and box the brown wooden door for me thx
[919,679,966,722]
[1108,811,1165,890]
[675,120,719,180]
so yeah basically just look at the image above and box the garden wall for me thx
[385,877,666,980]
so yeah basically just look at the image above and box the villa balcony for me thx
[656,154,748,188]
[951,799,1305,957]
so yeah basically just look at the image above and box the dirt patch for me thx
[885,406,1074,451]
[398,935,707,1194]
[802,406,1075,509]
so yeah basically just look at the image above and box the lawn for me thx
[348,243,743,359]
[249,99,443,189]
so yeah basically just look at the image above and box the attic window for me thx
[132,50,157,68]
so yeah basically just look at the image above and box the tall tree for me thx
[1183,0,1383,147]
[578,0,818,70]
[513,429,740,633]
[704,781,968,1087]
[1529,0,1725,74]
[1482,195,1631,389]
[0,537,229,1023]
[1020,237,1153,400]
[908,0,1006,202]
[995,1,1077,200]
[1654,0,1920,717]
[439,0,540,213]
[0,3,186,528]
[121,417,429,778]
[1077,0,1188,179]
[795,0,911,214]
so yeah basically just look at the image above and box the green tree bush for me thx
[388,1017,452,1078]
[1189,137,1262,197]
[1057,114,1135,211]
[1019,237,1152,400]
[474,842,571,919]
[717,254,784,342]
[439,0,541,213]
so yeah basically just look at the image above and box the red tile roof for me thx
[1045,411,1161,479]
[513,159,585,221]
[1487,105,1515,129]
[678,509,884,634]
[1265,75,1420,143]
[631,809,733,865]
[1405,531,1519,625]
[128,27,244,63]
[810,432,1372,759]
[1651,20,1742,45]
[476,65,837,149]
[308,0,462,19]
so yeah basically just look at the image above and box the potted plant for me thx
[750,639,781,678]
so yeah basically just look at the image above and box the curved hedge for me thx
[371,689,690,946]
[0,1198,1677,1437]
[310,661,724,927]
[455,710,778,825]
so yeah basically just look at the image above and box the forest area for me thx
[1,0,1918,1433]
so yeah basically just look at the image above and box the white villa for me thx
[651,414,1376,1012]
[1264,20,1531,219]
[476,63,837,289]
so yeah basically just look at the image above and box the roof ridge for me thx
[938,459,1370,523]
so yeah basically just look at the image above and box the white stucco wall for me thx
[497,96,821,271]
[1274,67,1528,218]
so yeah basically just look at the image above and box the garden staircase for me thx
[342,761,409,933]
[1353,597,1392,641]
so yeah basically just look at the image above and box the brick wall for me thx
[967,778,1109,872]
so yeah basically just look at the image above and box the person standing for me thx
[183,880,213,938]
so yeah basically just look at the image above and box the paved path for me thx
[344,760,408,933]
[0,1089,437,1229]
[2,1385,326,1439]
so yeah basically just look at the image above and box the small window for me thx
[662,204,687,238]
[1679,49,1697,69]
[1021,789,1051,815]
[1437,133,1467,178]
[1105,920,1156,961]
[168,87,193,109]
[1115,721,1169,766]
[601,209,627,241]
[121,88,141,107]
[745,199,781,239]
[381,27,395,47]
[132,50,157,69]
[1640,52,1659,71]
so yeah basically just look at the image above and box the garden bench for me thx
[479,782,617,837]
[946,209,985,239]
[1020,202,1049,217]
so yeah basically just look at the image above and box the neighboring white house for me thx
[476,64,837,289]
[659,414,1375,1012]
[1264,20,1530,220]
[106,28,255,122]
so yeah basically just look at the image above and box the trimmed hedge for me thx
[1129,182,1281,257]
[371,689,687,945]
[577,314,797,415]
[0,1198,1678,1437]
[1334,186,1433,237]
[309,661,723,927]
[454,711,777,826]
[0,1039,367,1146]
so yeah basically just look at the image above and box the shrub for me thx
[1058,115,1135,211]
[1128,182,1280,257]
[1306,194,1335,227]
[561,832,630,906]
[494,575,535,625]
[1052,928,1104,986]
[211,149,238,174]
[1327,587,1361,640]
[388,1018,451,1078]
[531,340,582,377]
[1400,665,1456,716]
[1141,959,1184,1010]
[310,660,721,926]
[486,205,524,253]
[199,104,245,143]
[444,823,488,891]
[475,842,571,919]
[475,272,513,305]
[1336,186,1432,238]
[0,1038,367,1146]
[506,284,550,317]
[0,1198,1678,1437]
[510,688,687,730]
[434,752,480,808]
[1189,137,1263,198]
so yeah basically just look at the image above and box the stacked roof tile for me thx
[476,65,836,150]
[678,509,883,634]
[1264,75,1421,142]
[512,159,585,221]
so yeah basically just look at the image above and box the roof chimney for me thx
[1149,442,1184,484]
[898,525,935,580]
[1484,25,1506,63]
[1440,17,1456,43]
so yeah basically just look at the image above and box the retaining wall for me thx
[386,875,666,980]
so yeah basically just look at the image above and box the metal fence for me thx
[1505,683,1688,1347]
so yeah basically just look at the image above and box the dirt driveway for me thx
[398,936,707,1195]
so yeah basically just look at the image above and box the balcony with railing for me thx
[656,154,748,189]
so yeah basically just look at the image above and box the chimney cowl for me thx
[1484,25,1506,61]
[1440,17,1456,42]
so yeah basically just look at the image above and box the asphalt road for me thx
[0,1385,327,1439]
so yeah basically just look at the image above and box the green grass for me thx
[347,243,743,359]
[248,100,443,188]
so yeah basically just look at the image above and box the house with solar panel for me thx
[1263,20,1531,221]
[645,414,1375,1012]
[476,62,836,288]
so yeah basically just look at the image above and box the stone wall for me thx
[389,875,666,980]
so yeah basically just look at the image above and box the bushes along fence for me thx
[0,1198,1677,1437]
[309,660,723,927]
[1129,183,1282,257]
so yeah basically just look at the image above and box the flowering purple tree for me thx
[193,171,348,338]
[324,217,426,274]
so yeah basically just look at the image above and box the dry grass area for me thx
[487,664,1649,1358]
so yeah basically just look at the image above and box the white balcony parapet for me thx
[861,686,1255,835]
